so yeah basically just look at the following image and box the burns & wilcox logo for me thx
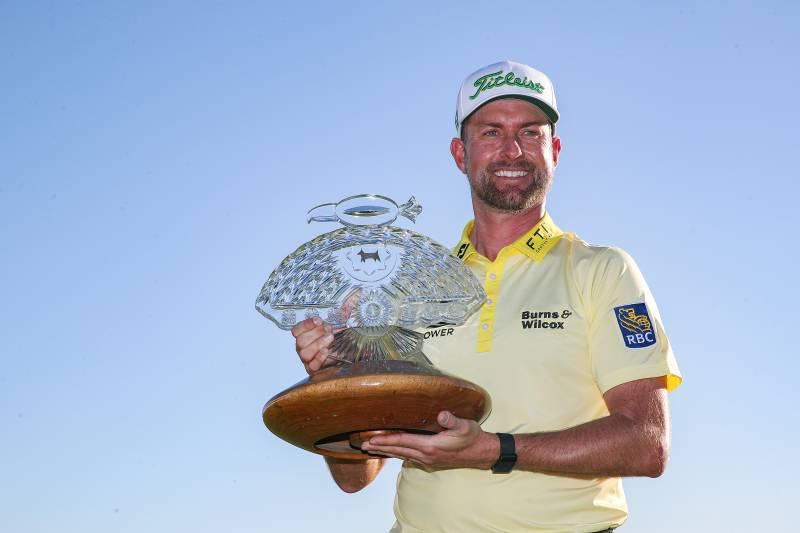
[470,70,545,100]
[614,303,656,348]
[520,309,572,330]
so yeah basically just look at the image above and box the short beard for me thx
[468,160,552,213]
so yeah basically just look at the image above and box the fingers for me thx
[304,341,333,372]
[292,317,335,372]
[365,432,435,451]
[365,445,425,463]
[291,316,322,338]
[295,324,333,358]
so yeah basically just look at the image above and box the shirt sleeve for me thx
[586,247,682,394]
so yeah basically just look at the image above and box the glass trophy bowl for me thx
[256,194,491,459]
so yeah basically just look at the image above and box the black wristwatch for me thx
[491,433,517,474]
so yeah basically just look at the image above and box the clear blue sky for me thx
[1,1,797,531]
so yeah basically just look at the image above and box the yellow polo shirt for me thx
[392,213,681,533]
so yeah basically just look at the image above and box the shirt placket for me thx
[476,255,506,353]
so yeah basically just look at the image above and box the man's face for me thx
[451,98,561,213]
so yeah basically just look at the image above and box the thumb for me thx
[438,411,464,431]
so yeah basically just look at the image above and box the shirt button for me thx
[481,323,489,330]
[489,273,497,280]
[486,299,493,306]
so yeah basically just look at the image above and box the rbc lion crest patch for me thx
[614,303,656,348]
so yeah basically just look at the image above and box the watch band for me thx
[491,432,517,474]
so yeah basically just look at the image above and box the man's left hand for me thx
[360,411,499,470]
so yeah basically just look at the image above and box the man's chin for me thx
[483,197,536,213]
[470,178,547,213]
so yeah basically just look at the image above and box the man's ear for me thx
[451,137,467,175]
[552,136,562,168]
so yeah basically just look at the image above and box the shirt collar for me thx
[453,212,563,262]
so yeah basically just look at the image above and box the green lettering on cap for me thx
[469,70,545,100]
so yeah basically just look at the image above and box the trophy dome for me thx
[255,195,485,331]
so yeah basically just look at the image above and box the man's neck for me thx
[469,195,546,261]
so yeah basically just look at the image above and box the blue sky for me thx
[1,1,797,531]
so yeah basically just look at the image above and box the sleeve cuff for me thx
[597,363,683,394]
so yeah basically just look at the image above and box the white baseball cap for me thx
[455,60,559,136]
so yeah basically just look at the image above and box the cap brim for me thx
[463,94,559,129]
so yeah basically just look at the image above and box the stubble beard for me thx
[467,159,553,214]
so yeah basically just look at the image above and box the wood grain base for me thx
[262,360,492,460]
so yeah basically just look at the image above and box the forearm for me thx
[361,379,670,478]
[324,456,387,493]
[514,406,669,478]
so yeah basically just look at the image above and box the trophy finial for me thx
[306,194,422,226]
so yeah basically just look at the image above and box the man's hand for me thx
[362,377,670,478]
[361,411,499,470]
[291,317,334,373]
[292,292,361,373]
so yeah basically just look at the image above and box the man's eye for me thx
[484,130,498,137]
[522,130,540,136]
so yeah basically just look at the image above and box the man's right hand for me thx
[291,317,334,374]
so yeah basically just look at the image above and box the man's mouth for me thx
[494,170,529,178]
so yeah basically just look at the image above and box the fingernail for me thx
[313,317,322,326]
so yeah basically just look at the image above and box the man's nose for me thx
[501,136,523,159]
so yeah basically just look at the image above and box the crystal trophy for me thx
[256,194,491,459]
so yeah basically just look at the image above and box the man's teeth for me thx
[494,170,528,177]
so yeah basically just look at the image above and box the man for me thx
[292,60,682,532]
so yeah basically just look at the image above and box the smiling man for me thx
[292,60,682,533]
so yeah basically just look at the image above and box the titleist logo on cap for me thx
[469,70,546,100]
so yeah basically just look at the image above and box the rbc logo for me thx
[614,303,656,348]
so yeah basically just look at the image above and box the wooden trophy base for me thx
[262,360,491,460]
